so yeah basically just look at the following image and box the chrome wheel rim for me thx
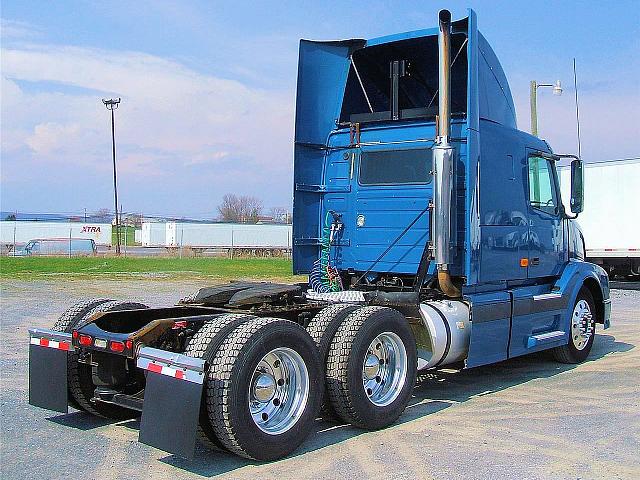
[571,299,594,350]
[248,347,309,435]
[362,332,407,406]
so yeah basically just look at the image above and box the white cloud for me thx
[0,19,41,40]
[1,43,294,212]
[26,122,81,155]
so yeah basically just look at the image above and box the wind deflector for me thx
[293,39,364,273]
[294,39,366,145]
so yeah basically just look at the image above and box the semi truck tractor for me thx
[28,9,611,461]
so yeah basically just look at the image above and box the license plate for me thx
[94,338,107,349]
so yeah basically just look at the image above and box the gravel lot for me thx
[1,279,638,480]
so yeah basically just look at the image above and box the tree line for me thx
[217,194,291,224]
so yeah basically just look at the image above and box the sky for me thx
[1,0,639,219]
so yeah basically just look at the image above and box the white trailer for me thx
[165,222,292,251]
[140,222,167,247]
[0,221,113,249]
[559,158,640,276]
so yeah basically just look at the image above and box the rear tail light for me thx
[109,341,125,353]
[78,334,92,347]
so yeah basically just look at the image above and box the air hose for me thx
[309,211,343,293]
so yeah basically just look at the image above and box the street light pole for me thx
[102,98,121,255]
[529,80,562,137]
[530,80,538,137]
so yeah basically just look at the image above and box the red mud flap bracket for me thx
[137,347,206,459]
[28,328,74,413]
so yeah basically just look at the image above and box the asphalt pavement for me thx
[1,279,638,480]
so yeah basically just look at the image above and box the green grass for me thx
[112,226,137,246]
[0,256,303,281]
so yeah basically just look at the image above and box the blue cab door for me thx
[525,152,565,279]
[506,152,567,358]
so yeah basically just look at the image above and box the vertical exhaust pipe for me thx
[433,9,460,297]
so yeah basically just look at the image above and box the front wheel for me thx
[325,306,417,430]
[551,287,596,364]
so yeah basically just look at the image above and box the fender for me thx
[551,259,611,331]
[465,259,610,368]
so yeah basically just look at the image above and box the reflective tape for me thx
[137,347,205,385]
[28,329,74,352]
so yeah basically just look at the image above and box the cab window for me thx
[359,148,432,185]
[528,156,558,215]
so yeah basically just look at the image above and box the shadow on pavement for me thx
[158,334,634,477]
[46,410,115,430]
[41,334,633,476]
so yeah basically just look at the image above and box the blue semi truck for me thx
[28,9,610,461]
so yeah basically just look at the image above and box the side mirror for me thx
[570,159,584,214]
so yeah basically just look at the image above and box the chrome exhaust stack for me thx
[433,9,460,297]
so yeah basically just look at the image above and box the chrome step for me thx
[526,330,565,348]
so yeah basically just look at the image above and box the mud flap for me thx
[28,329,73,413]
[137,347,206,459]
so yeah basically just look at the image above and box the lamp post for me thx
[102,98,121,255]
[530,80,562,137]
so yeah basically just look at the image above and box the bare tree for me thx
[123,213,143,227]
[269,207,289,223]
[217,194,263,223]
[94,208,112,222]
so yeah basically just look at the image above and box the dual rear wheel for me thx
[309,305,417,429]
[187,305,417,460]
[185,315,322,460]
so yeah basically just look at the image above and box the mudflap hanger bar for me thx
[137,346,206,459]
[136,346,205,384]
[29,328,75,351]
[28,328,74,413]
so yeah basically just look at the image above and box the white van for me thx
[16,238,97,256]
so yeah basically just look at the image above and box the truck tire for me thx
[551,287,596,364]
[306,304,361,419]
[183,313,257,450]
[69,300,148,419]
[325,306,417,430]
[52,298,112,332]
[206,317,322,460]
[51,298,113,411]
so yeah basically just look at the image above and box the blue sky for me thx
[2,1,639,218]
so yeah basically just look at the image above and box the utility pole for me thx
[103,98,121,255]
[529,80,562,137]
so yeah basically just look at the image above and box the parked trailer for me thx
[165,222,292,251]
[28,10,610,462]
[140,222,166,247]
[0,221,112,249]
[559,158,640,277]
